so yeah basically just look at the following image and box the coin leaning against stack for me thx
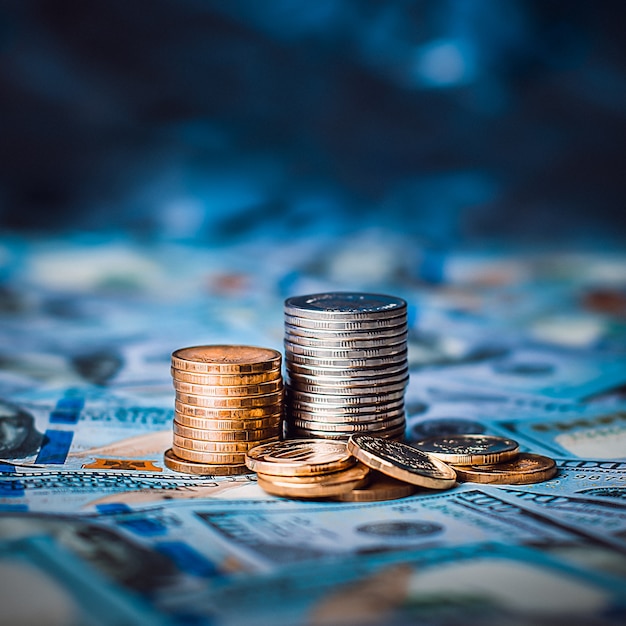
[284,292,409,440]
[164,345,283,475]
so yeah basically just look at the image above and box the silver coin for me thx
[287,424,405,441]
[284,322,408,340]
[287,377,408,396]
[285,293,407,320]
[285,314,407,332]
[288,388,406,406]
[292,415,406,433]
[285,350,408,369]
[284,341,407,360]
[286,360,409,378]
[284,330,408,349]
[289,406,406,424]
[287,368,409,388]
[287,398,404,416]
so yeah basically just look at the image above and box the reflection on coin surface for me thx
[172,378,283,396]
[347,435,456,489]
[163,448,250,475]
[172,345,281,373]
[451,453,557,484]
[171,368,282,386]
[245,439,355,476]
[285,292,407,318]
[333,470,418,502]
[411,434,520,465]
[256,464,371,498]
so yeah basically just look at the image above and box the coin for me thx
[284,341,407,359]
[288,388,406,406]
[163,448,250,475]
[172,378,284,396]
[347,435,456,489]
[171,367,282,386]
[284,330,408,348]
[245,439,355,476]
[175,389,283,408]
[172,445,248,465]
[285,350,407,368]
[285,314,407,332]
[175,399,280,419]
[292,415,406,433]
[174,411,282,430]
[284,293,407,320]
[451,453,557,485]
[256,462,370,485]
[173,422,280,441]
[256,474,369,499]
[285,322,408,340]
[286,378,408,397]
[171,345,282,374]
[411,434,520,465]
[170,435,280,453]
[287,397,405,415]
[286,360,410,379]
[332,470,418,502]
[289,407,406,424]
[287,368,409,387]
[288,424,406,441]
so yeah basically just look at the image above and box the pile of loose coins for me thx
[245,434,558,501]
[284,292,409,440]
[164,345,283,475]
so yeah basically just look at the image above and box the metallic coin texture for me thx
[163,448,250,475]
[256,474,370,499]
[171,345,281,373]
[173,417,281,436]
[245,439,355,476]
[171,367,282,386]
[170,435,279,453]
[256,462,370,485]
[174,411,282,430]
[284,330,408,348]
[451,453,557,485]
[347,435,456,489]
[284,322,408,339]
[284,314,407,331]
[285,292,407,319]
[332,470,418,502]
[175,400,281,419]
[175,390,283,408]
[172,378,283,396]
[288,425,406,442]
[411,434,520,465]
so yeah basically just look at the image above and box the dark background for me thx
[1,0,625,246]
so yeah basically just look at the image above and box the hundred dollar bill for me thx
[204,542,626,626]
[87,485,617,575]
[0,534,169,626]
[418,346,626,401]
[494,406,626,459]
[0,467,258,513]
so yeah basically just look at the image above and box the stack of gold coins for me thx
[164,345,283,475]
[284,292,409,440]
[245,439,371,499]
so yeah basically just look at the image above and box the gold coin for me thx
[172,378,283,396]
[256,465,370,499]
[172,445,248,465]
[256,462,370,485]
[175,427,282,442]
[347,435,456,489]
[333,470,418,502]
[171,345,282,374]
[163,448,250,475]
[451,453,557,485]
[176,390,283,408]
[173,419,281,439]
[171,368,282,385]
[170,435,279,453]
[245,439,355,476]
[175,399,281,419]
[411,434,520,465]
[174,412,282,431]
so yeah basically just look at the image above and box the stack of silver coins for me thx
[284,292,409,440]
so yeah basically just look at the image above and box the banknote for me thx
[0,534,170,626]
[495,406,626,459]
[204,542,626,626]
[0,467,259,513]
[419,346,626,401]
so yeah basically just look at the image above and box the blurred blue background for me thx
[1,0,625,246]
